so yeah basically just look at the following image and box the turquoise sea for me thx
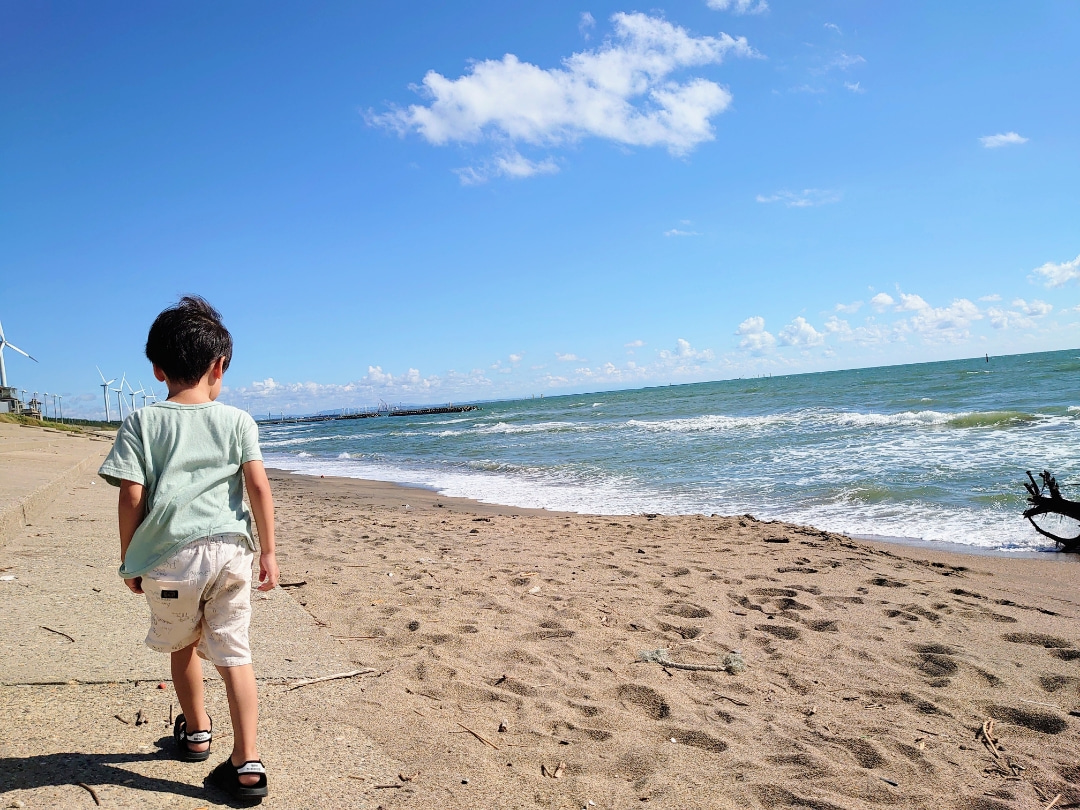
[259,348,1080,553]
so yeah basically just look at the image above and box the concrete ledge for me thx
[0,451,106,546]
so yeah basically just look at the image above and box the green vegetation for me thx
[0,413,115,433]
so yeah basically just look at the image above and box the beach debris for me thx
[977,719,1001,759]
[0,575,16,582]
[498,720,508,733]
[456,722,500,750]
[722,652,746,674]
[40,625,74,642]
[279,581,307,588]
[135,710,146,726]
[1023,470,1080,550]
[880,777,899,787]
[1044,794,1063,810]
[157,682,166,690]
[541,761,566,779]
[76,782,101,805]
[398,771,420,782]
[287,668,376,690]
[374,783,402,789]
[716,694,749,707]
[638,648,735,673]
[113,714,130,725]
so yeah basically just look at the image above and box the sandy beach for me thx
[264,469,1080,809]
[4,426,1080,808]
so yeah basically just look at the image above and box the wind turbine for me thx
[145,383,160,404]
[97,367,116,421]
[0,319,37,388]
[126,378,144,413]
[42,392,50,419]
[137,380,150,408]
[112,373,127,421]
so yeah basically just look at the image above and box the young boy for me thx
[99,296,279,801]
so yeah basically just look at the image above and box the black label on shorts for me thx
[161,589,179,599]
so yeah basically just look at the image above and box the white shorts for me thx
[142,534,254,667]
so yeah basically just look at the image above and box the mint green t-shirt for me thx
[98,401,263,578]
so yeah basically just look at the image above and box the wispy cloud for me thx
[556,352,585,362]
[870,292,894,312]
[985,300,1052,330]
[978,294,1002,302]
[706,0,768,14]
[372,12,755,178]
[828,52,866,71]
[895,293,982,343]
[980,132,1028,149]
[455,152,560,185]
[579,11,595,39]
[756,188,842,207]
[823,22,841,34]
[844,81,864,93]
[625,340,645,348]
[664,228,701,237]
[835,300,863,314]
[1031,253,1080,288]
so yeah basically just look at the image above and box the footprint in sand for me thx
[665,727,728,753]
[986,704,1068,734]
[617,684,671,720]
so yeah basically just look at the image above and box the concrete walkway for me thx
[0,424,400,808]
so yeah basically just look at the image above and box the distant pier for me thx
[257,404,480,426]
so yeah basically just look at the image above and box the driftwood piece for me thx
[286,668,375,690]
[1023,470,1080,551]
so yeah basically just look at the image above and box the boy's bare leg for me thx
[216,663,262,786]
[171,642,211,753]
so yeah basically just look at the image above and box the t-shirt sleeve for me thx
[239,411,263,463]
[98,417,147,487]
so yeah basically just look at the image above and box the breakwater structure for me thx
[257,403,480,426]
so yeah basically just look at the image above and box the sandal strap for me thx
[184,730,212,743]
[236,761,265,776]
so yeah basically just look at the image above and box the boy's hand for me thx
[125,576,144,594]
[257,552,279,591]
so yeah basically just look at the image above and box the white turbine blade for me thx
[5,342,36,362]
[105,378,116,385]
[97,366,108,383]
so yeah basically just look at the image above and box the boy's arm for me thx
[118,480,147,594]
[243,459,279,591]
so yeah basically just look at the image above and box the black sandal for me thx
[208,757,268,800]
[173,713,212,762]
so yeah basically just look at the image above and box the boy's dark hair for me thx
[145,296,233,385]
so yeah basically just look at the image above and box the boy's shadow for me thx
[0,736,259,808]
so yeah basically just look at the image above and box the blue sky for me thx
[2,1,1079,418]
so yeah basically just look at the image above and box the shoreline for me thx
[267,467,1067,561]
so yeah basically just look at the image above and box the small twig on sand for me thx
[457,722,500,750]
[1045,794,1062,810]
[287,669,375,691]
[113,714,129,725]
[41,626,75,642]
[716,694,749,707]
[331,635,381,640]
[374,784,402,789]
[76,782,101,805]
[279,581,307,588]
[978,719,1001,759]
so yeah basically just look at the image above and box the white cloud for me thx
[1011,298,1052,317]
[778,316,825,347]
[824,22,842,33]
[980,132,1028,149]
[844,81,864,93]
[579,11,596,38]
[756,188,842,207]
[735,316,776,353]
[896,293,982,342]
[978,294,1002,302]
[1032,253,1080,288]
[835,300,863,314]
[659,338,714,362]
[987,308,1033,331]
[373,12,754,167]
[870,292,894,311]
[625,339,645,348]
[829,52,866,71]
[706,0,768,14]
[556,352,585,362]
[664,228,701,236]
[455,151,559,184]
[823,316,893,346]
[508,353,523,363]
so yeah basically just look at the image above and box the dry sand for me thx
[4,433,1080,809]
[266,469,1080,809]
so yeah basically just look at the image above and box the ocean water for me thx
[259,348,1080,553]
